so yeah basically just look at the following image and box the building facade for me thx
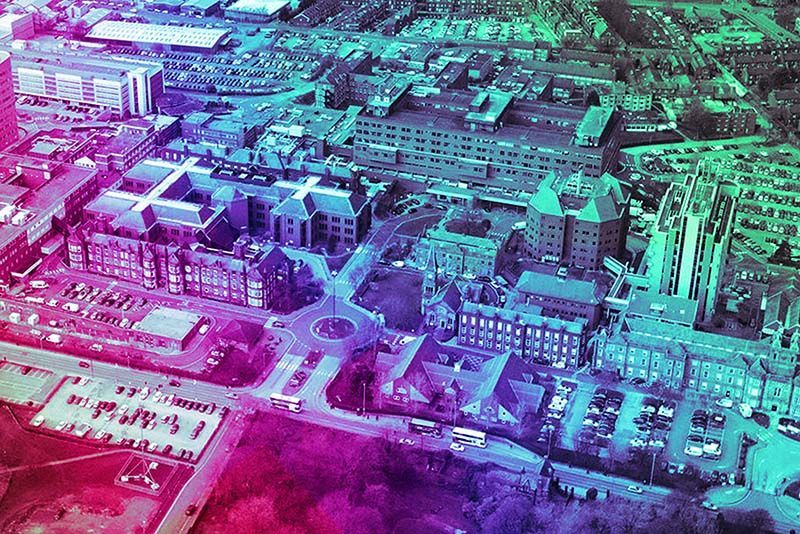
[457,301,588,369]
[595,316,800,417]
[10,51,164,117]
[0,52,17,151]
[645,162,738,322]
[354,85,622,193]
[525,170,630,270]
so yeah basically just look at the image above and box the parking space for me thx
[0,361,55,406]
[32,377,228,463]
[624,396,676,453]
[576,387,625,452]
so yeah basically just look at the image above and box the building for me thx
[516,269,606,329]
[595,315,800,417]
[376,335,545,426]
[181,112,263,149]
[0,156,98,284]
[598,82,653,112]
[10,50,164,118]
[223,0,288,22]
[419,224,500,279]
[389,0,525,17]
[0,52,17,151]
[95,116,180,173]
[525,170,630,270]
[315,65,352,110]
[0,12,35,39]
[354,84,623,193]
[645,162,738,322]
[86,20,230,53]
[132,306,203,351]
[457,301,588,369]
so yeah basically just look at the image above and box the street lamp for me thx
[361,381,366,417]
[331,270,338,331]
[648,448,657,486]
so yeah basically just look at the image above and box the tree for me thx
[480,494,535,534]
[719,509,774,534]
[682,100,715,139]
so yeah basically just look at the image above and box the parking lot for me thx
[32,376,228,463]
[0,361,55,406]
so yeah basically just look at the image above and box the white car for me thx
[398,438,415,446]
[701,501,719,511]
[449,442,465,452]
[29,280,48,289]
[626,485,644,494]
[198,323,210,335]
[31,415,44,427]
[715,398,734,409]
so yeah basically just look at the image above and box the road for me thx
[4,328,800,531]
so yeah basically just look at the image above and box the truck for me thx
[27,313,39,326]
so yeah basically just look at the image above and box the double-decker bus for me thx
[452,426,487,448]
[408,418,443,438]
[269,393,303,413]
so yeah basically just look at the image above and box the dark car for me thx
[185,504,197,516]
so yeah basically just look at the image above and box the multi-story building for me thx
[645,162,738,322]
[0,155,98,284]
[419,224,500,278]
[595,315,800,417]
[597,82,653,112]
[457,301,588,369]
[525,170,629,270]
[9,50,164,117]
[180,112,263,149]
[354,84,622,193]
[516,269,606,329]
[94,116,180,174]
[68,229,290,310]
[0,52,17,151]
[74,156,371,250]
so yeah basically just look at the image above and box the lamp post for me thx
[361,381,366,417]
[648,449,657,486]
[331,270,338,331]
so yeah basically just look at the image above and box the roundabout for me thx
[311,316,357,341]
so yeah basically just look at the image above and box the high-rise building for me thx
[0,51,18,151]
[645,162,738,322]
[525,170,630,270]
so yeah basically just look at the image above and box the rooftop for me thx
[136,307,203,341]
[87,21,229,50]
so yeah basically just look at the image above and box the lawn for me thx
[355,269,423,332]
[0,406,176,533]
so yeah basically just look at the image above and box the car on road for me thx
[225,392,239,400]
[398,438,415,446]
[198,323,210,335]
[185,505,197,516]
[78,361,90,369]
[626,485,644,494]
[89,344,103,352]
[272,321,286,328]
[701,501,718,511]
[169,379,181,387]
[449,442,466,452]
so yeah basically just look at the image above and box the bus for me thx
[269,393,303,413]
[452,427,487,448]
[408,418,443,438]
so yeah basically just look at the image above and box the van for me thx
[45,334,62,344]
[738,403,753,418]
[62,302,80,313]
[29,280,48,289]
[24,296,45,304]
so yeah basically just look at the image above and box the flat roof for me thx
[136,307,202,340]
[88,21,229,50]
[226,0,289,15]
